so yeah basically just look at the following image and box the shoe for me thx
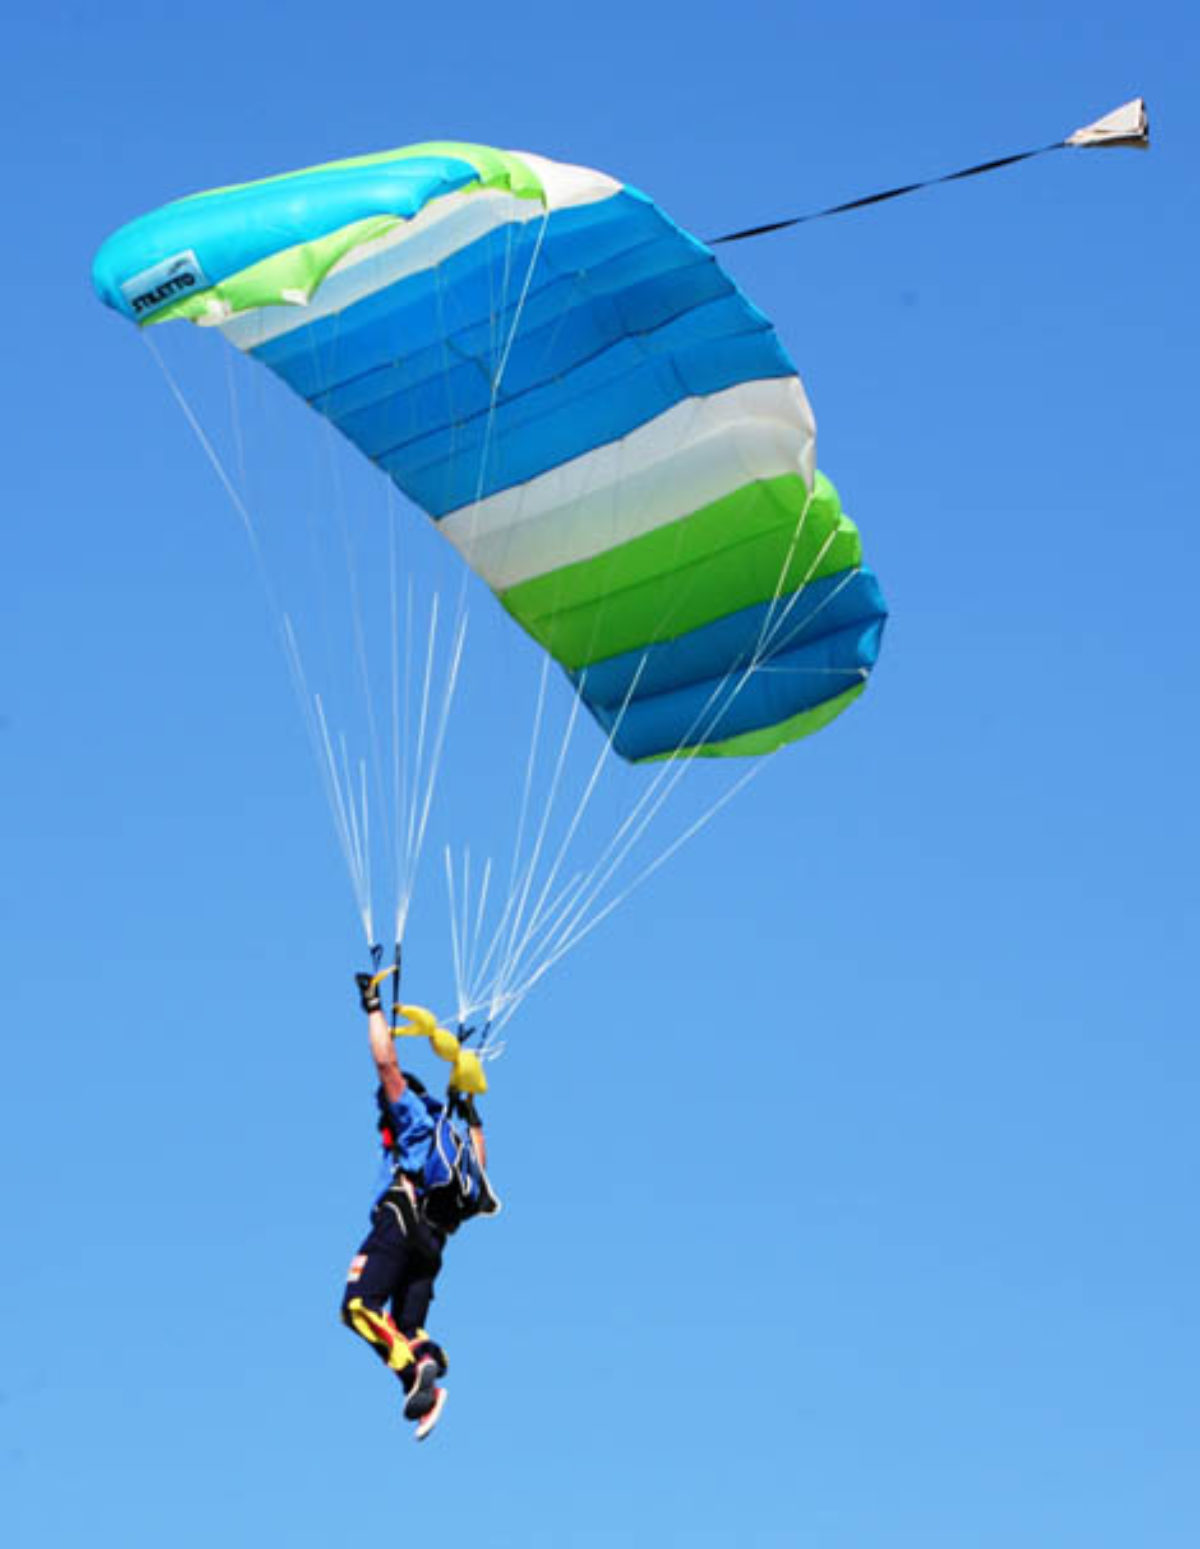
[403,1357,439,1422]
[414,1385,447,1442]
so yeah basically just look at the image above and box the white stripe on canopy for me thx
[438,376,816,589]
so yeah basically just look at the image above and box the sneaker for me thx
[403,1358,439,1422]
[414,1385,447,1442]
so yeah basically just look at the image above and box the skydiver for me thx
[340,971,497,1441]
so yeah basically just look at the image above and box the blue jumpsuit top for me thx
[373,1084,438,1203]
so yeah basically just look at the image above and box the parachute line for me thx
[388,495,404,921]
[324,405,396,909]
[493,761,764,1030]
[146,334,384,940]
[467,479,838,1031]
[480,656,651,1022]
[487,659,588,1022]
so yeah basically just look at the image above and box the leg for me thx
[340,1203,420,1384]
[395,1229,449,1434]
[407,1328,449,1378]
[392,1215,448,1373]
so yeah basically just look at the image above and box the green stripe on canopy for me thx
[193,141,545,204]
[635,682,867,762]
[148,215,404,325]
[498,471,861,669]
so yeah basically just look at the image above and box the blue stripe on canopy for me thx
[381,313,790,514]
[577,575,887,761]
[252,191,792,515]
[305,247,733,428]
[251,191,675,395]
[573,568,887,711]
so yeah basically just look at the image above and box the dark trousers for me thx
[340,1182,447,1385]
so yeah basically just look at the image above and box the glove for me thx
[460,1095,483,1129]
[355,972,382,1014]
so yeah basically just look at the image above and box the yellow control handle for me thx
[388,1001,489,1095]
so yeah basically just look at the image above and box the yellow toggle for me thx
[429,1025,460,1062]
[368,967,395,996]
[388,1001,489,1096]
[450,1051,488,1096]
[392,1003,438,1037]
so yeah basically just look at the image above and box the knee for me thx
[342,1296,415,1374]
[341,1291,384,1329]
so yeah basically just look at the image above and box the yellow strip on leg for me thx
[344,1297,415,1374]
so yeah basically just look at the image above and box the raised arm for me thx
[460,1094,487,1169]
[356,973,406,1103]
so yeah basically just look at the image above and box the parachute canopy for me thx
[93,142,886,763]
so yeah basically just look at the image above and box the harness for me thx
[376,1077,500,1234]
[369,942,501,1233]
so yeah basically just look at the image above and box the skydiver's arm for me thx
[369,1006,406,1103]
[461,1094,487,1168]
[357,973,406,1102]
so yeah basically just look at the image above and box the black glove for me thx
[460,1094,482,1129]
[355,972,382,1014]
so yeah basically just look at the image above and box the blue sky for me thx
[4,3,1198,1545]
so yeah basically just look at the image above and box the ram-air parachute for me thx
[93,143,886,762]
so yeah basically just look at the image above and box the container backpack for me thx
[421,1095,501,1233]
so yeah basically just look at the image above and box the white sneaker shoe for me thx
[403,1358,439,1422]
[414,1385,447,1442]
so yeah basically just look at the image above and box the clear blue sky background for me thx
[4,4,1197,1545]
